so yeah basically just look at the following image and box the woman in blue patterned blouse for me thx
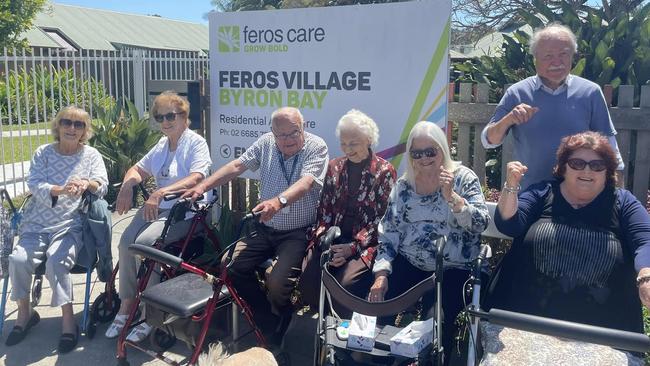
[368,121,489,362]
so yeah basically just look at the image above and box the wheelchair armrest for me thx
[477,308,650,353]
[128,244,182,269]
[0,188,17,213]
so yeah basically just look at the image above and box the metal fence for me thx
[0,48,209,198]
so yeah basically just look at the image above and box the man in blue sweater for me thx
[481,23,624,190]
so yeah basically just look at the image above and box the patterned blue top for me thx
[373,165,490,273]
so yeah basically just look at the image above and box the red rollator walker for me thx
[117,207,266,366]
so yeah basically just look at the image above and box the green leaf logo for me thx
[218,26,240,53]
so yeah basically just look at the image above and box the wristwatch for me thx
[277,195,288,208]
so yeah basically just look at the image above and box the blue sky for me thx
[55,0,214,24]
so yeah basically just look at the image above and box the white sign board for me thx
[209,1,450,176]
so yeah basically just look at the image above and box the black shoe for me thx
[5,310,40,346]
[58,325,79,353]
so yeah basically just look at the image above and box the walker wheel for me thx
[150,328,176,351]
[92,290,121,323]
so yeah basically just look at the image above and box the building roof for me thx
[26,3,209,54]
[463,24,533,59]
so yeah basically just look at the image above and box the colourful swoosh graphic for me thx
[377,19,450,168]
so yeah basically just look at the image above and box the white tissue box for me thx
[346,312,377,351]
[390,318,434,358]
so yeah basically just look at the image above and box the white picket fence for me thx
[0,48,209,197]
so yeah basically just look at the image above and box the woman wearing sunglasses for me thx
[6,106,108,352]
[368,121,489,361]
[486,131,650,334]
[106,91,211,342]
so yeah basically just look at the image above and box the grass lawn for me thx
[1,121,50,131]
[1,133,53,164]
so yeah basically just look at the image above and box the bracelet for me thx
[636,275,650,287]
[502,182,521,194]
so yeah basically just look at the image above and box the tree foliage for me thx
[0,0,48,49]
[210,0,403,12]
[453,1,650,103]
[452,0,645,43]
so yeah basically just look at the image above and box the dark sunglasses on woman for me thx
[60,118,86,130]
[566,158,607,172]
[409,147,438,160]
[153,111,183,123]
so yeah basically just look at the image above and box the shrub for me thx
[89,101,161,202]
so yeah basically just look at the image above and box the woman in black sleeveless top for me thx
[486,131,650,333]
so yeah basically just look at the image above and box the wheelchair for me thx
[118,209,266,366]
[459,202,650,365]
[0,188,106,339]
[314,226,446,366]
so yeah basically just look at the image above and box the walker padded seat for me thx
[141,272,230,317]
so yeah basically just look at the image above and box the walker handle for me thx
[128,244,182,269]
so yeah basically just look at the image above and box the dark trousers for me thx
[299,240,374,319]
[384,255,472,364]
[225,224,308,337]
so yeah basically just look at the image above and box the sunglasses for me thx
[60,118,86,130]
[153,111,183,123]
[409,147,438,160]
[566,158,607,172]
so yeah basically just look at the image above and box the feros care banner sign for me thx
[209,1,450,176]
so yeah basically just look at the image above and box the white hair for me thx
[529,23,578,57]
[335,109,380,148]
[271,107,304,128]
[403,121,458,187]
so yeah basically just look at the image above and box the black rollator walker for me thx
[119,208,267,366]
[314,227,445,366]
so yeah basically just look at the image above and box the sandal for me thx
[5,310,40,346]
[58,325,79,353]
[104,314,128,339]
[126,322,153,343]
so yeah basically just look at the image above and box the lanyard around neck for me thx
[278,150,300,185]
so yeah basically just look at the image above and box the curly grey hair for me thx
[335,109,380,148]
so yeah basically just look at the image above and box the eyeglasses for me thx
[566,158,607,172]
[409,147,438,160]
[273,129,301,140]
[60,118,86,130]
[153,112,183,123]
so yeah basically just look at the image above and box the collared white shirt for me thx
[531,74,572,95]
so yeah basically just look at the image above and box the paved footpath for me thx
[0,210,315,366]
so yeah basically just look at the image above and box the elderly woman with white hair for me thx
[6,106,108,352]
[368,121,489,361]
[299,109,396,317]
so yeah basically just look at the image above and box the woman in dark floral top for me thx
[299,109,396,317]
